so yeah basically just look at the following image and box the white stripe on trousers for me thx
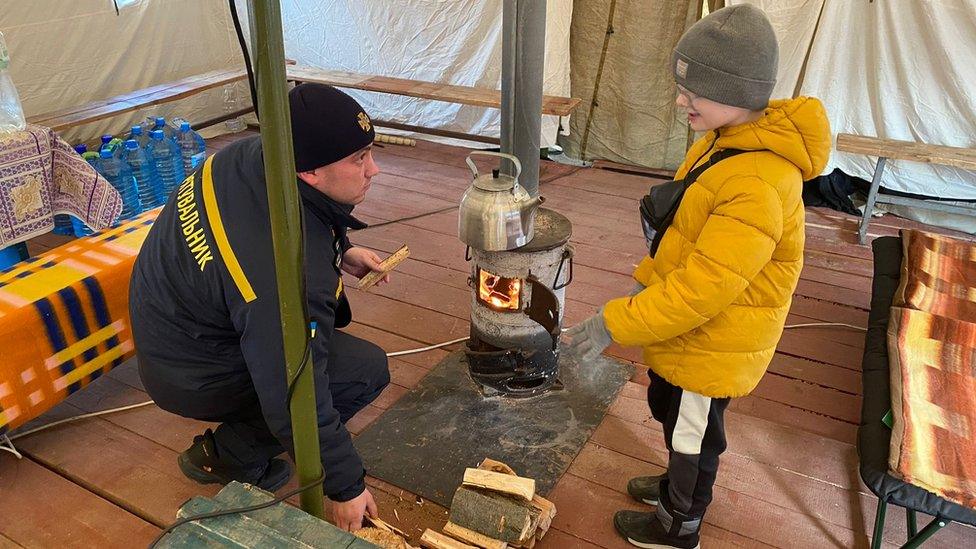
[672,390,712,455]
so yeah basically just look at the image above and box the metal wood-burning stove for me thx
[458,152,573,398]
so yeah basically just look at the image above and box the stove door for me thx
[526,275,560,349]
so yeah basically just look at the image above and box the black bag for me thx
[640,148,750,256]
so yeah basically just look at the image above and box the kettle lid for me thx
[473,168,519,192]
[466,151,523,193]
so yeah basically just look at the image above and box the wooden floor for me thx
[2,132,975,548]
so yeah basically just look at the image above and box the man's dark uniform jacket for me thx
[130,135,375,501]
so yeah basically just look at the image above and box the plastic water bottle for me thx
[72,143,98,166]
[96,149,142,220]
[223,85,246,132]
[148,117,177,141]
[0,32,26,133]
[176,122,206,173]
[147,130,186,203]
[122,139,162,209]
[127,125,149,148]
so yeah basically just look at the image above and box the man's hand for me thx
[342,247,390,285]
[332,488,378,532]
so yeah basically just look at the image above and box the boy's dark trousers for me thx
[139,330,389,469]
[647,369,731,536]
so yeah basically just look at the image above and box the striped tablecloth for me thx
[0,209,158,435]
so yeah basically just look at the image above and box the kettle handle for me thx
[465,151,523,191]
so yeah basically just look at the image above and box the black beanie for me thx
[289,83,375,172]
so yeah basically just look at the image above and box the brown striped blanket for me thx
[889,230,976,510]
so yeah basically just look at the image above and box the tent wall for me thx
[3,0,246,144]
[265,0,572,147]
[733,0,976,202]
[559,0,698,171]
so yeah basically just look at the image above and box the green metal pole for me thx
[246,0,325,519]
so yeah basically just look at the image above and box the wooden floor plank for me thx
[0,454,160,548]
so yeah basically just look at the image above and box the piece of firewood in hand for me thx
[365,516,411,540]
[443,522,507,549]
[358,245,409,291]
[462,468,535,501]
[420,528,478,549]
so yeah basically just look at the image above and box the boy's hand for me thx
[564,309,613,362]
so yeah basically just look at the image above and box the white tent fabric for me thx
[275,0,572,147]
[4,0,246,144]
[733,0,976,201]
[801,0,976,199]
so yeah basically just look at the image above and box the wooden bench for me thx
[836,133,976,244]
[26,68,249,133]
[27,64,580,139]
[286,65,581,117]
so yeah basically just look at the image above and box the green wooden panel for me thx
[165,482,377,549]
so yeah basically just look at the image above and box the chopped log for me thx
[474,458,556,539]
[462,469,535,502]
[443,522,508,549]
[358,245,410,291]
[478,458,517,476]
[449,487,533,543]
[421,529,478,549]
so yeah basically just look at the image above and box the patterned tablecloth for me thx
[0,125,122,247]
[0,209,158,435]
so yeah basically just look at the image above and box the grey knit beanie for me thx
[672,4,778,111]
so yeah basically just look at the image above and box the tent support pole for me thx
[247,0,325,519]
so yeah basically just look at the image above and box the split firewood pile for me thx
[353,458,556,549]
[420,458,557,549]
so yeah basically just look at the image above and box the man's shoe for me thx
[613,510,700,549]
[178,430,293,492]
[628,473,667,505]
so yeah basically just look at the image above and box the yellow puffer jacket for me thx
[603,97,831,398]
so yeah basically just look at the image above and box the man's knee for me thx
[361,341,390,392]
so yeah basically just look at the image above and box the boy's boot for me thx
[628,473,667,505]
[178,429,292,492]
[613,505,701,549]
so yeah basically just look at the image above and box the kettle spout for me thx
[522,195,545,216]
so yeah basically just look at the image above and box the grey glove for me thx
[564,308,614,362]
[629,281,646,297]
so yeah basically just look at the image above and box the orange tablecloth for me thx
[0,209,158,434]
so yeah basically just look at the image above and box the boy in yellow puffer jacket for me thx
[564,4,831,548]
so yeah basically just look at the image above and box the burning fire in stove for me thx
[478,269,521,311]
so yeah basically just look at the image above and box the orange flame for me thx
[479,269,521,311]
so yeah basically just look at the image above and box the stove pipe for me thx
[501,0,547,198]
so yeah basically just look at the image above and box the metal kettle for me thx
[458,151,545,251]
